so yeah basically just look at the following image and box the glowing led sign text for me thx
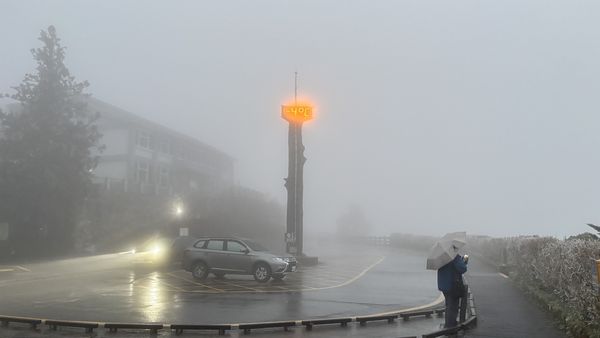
[281,105,314,123]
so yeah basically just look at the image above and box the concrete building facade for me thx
[89,98,234,197]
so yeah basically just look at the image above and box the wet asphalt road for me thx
[0,242,442,330]
[464,256,567,338]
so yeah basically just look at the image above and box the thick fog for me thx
[2,0,600,239]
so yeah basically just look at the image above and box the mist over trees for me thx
[0,26,287,258]
[336,204,372,238]
[0,26,102,256]
[192,187,286,252]
[82,186,286,254]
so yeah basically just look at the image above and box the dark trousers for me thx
[442,291,460,328]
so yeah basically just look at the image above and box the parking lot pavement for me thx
[0,265,30,274]
[130,254,385,294]
[0,244,442,330]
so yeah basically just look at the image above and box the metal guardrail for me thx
[0,308,448,335]
[301,317,352,330]
[0,316,42,329]
[104,322,164,334]
[356,314,399,326]
[170,323,232,335]
[45,320,99,333]
[421,285,477,338]
[0,305,449,335]
[421,316,477,338]
[400,309,436,320]
[238,321,297,334]
[366,236,392,246]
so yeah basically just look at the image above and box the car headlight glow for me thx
[272,257,286,264]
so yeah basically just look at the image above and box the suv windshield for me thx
[244,240,268,252]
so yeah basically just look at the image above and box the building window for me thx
[136,131,151,149]
[159,166,169,186]
[158,139,171,154]
[178,146,187,160]
[135,160,150,183]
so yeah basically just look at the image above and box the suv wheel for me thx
[253,263,271,283]
[192,261,209,280]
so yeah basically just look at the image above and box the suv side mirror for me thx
[243,248,250,254]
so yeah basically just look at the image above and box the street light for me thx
[172,201,187,237]
[175,205,184,217]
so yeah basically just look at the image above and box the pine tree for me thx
[0,26,102,256]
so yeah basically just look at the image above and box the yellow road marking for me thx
[154,278,185,292]
[217,280,262,292]
[151,256,386,294]
[166,272,225,292]
[370,293,446,316]
[134,284,220,294]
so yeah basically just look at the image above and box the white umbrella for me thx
[426,232,467,270]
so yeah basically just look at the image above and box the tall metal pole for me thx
[284,72,306,255]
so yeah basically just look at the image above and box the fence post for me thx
[459,283,468,322]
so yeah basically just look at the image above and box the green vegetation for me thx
[0,26,102,256]
[469,235,600,338]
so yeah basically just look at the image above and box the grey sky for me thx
[2,0,600,238]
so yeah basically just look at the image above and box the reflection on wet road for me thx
[132,255,384,294]
[0,244,440,324]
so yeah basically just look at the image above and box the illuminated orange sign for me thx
[281,105,314,123]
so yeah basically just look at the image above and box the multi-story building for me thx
[89,98,234,197]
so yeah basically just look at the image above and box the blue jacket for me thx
[437,255,467,292]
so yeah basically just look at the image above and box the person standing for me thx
[437,251,468,328]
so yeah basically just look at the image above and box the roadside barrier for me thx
[170,323,232,335]
[400,309,441,320]
[421,316,477,338]
[0,315,41,329]
[104,322,164,334]
[421,282,477,338]
[0,304,449,335]
[366,236,392,246]
[356,314,398,326]
[45,319,99,333]
[301,317,352,330]
[238,321,296,334]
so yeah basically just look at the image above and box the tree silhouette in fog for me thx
[336,204,372,238]
[0,26,102,256]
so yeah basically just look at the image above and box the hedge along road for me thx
[0,242,441,324]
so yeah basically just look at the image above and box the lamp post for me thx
[281,73,314,256]
[173,201,187,237]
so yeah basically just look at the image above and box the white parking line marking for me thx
[217,281,262,292]
[166,272,225,292]
[499,273,509,279]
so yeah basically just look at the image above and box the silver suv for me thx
[182,237,297,283]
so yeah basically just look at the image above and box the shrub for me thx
[469,235,600,337]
